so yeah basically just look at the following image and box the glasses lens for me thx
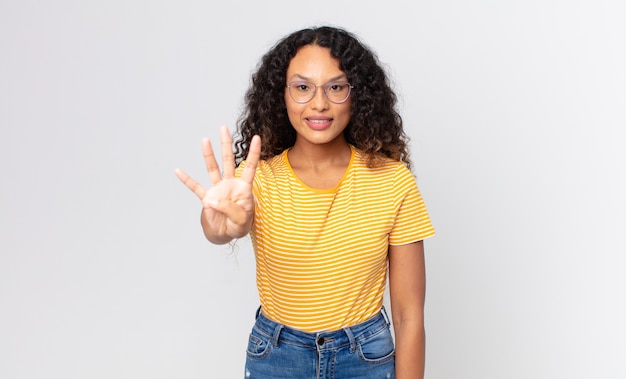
[324,81,351,103]
[287,81,352,103]
[288,81,315,103]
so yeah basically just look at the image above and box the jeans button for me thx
[317,336,325,346]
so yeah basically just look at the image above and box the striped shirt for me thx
[238,145,434,332]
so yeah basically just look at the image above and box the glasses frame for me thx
[286,80,354,104]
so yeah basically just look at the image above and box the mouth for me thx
[305,117,333,130]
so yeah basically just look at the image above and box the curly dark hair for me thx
[234,26,411,169]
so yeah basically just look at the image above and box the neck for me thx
[289,139,351,169]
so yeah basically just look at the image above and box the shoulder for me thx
[352,148,412,178]
[236,150,290,187]
[238,150,288,171]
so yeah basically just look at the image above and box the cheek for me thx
[284,96,305,120]
[284,89,290,106]
[284,90,295,114]
[284,101,300,126]
[337,103,352,122]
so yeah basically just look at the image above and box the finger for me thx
[207,199,249,227]
[240,135,261,184]
[220,126,236,179]
[174,168,206,200]
[201,137,222,185]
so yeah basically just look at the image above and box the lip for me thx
[305,117,333,130]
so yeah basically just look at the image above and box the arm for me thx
[388,240,426,379]
[175,126,261,244]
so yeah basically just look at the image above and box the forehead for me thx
[286,45,345,80]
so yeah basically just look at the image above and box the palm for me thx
[175,126,261,243]
[201,177,254,238]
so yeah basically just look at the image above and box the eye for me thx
[328,83,346,92]
[293,82,312,92]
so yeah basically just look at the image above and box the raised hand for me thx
[175,126,261,244]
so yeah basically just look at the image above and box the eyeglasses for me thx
[286,81,353,104]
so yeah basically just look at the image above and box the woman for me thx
[175,26,435,379]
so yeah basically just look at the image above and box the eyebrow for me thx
[287,73,348,82]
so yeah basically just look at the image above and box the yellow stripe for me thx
[241,146,435,332]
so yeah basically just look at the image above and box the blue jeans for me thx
[244,307,395,378]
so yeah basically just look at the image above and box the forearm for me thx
[388,241,427,378]
[393,319,425,379]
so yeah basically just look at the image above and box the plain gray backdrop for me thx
[1,0,624,378]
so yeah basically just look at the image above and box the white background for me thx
[1,0,624,378]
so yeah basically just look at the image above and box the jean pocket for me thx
[357,327,395,363]
[246,329,272,358]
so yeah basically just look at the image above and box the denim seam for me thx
[355,322,388,344]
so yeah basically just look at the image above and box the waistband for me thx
[253,307,391,352]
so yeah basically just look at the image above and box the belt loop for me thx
[381,306,391,326]
[271,323,283,348]
[343,326,357,353]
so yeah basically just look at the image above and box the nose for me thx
[310,85,329,110]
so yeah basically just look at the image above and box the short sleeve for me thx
[388,166,435,245]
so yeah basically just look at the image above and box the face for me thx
[284,45,352,149]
